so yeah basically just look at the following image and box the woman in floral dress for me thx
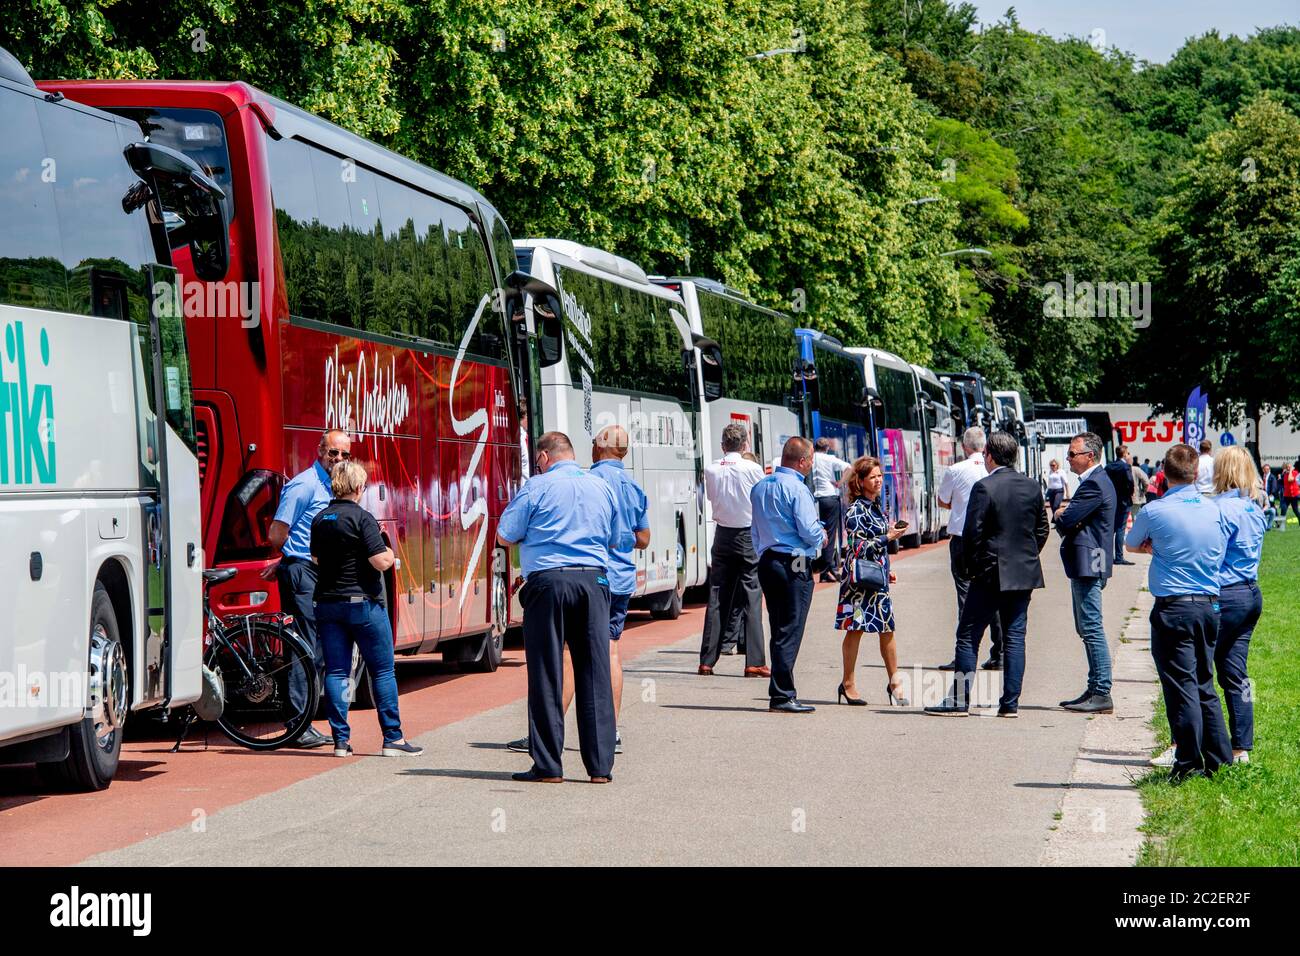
[835,456,908,705]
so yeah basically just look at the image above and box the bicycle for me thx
[171,567,321,752]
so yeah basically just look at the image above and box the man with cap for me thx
[262,428,352,749]
[497,431,628,783]
[1127,443,1232,781]
[752,436,827,713]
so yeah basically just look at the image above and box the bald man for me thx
[751,436,826,713]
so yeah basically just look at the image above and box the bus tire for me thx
[37,584,126,791]
[904,531,922,549]
[467,550,508,673]
[650,585,683,620]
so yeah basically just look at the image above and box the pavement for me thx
[0,541,1153,867]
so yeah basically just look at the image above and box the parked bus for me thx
[994,389,1044,482]
[849,347,926,548]
[912,364,956,542]
[1,49,229,788]
[942,371,998,433]
[44,78,530,680]
[516,240,705,619]
[652,276,803,584]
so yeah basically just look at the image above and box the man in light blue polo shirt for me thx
[752,436,826,713]
[263,428,352,749]
[1126,443,1232,781]
[497,430,627,783]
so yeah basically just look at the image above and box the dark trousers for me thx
[949,535,1003,659]
[1047,487,1064,514]
[816,495,843,573]
[277,557,324,716]
[1215,582,1262,751]
[1113,504,1129,561]
[1149,598,1232,779]
[520,568,615,778]
[951,581,1031,709]
[757,550,814,703]
[1282,497,1300,521]
[700,527,766,667]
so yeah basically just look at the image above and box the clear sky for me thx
[971,1,1298,63]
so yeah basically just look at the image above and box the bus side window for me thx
[0,90,67,311]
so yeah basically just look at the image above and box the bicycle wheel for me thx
[209,618,319,750]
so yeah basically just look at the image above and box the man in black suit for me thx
[1104,444,1136,566]
[1054,431,1117,714]
[926,431,1049,717]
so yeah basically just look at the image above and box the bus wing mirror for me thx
[862,386,882,408]
[124,141,229,281]
[691,334,724,401]
[503,272,563,367]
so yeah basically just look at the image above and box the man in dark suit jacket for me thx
[926,431,1049,717]
[1054,432,1118,714]
[1104,444,1136,565]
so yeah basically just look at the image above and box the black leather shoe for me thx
[924,699,969,716]
[1059,691,1090,708]
[512,768,563,783]
[1114,558,1135,566]
[981,656,1002,671]
[1063,693,1114,714]
[936,660,957,671]
[997,706,1019,718]
[770,699,816,713]
[292,727,331,749]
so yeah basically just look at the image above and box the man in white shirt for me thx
[698,423,770,677]
[811,437,850,582]
[936,426,1003,670]
[1195,439,1216,495]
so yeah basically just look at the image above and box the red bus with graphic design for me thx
[42,79,529,676]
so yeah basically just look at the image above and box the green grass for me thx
[1137,528,1300,866]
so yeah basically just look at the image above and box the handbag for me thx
[846,536,888,593]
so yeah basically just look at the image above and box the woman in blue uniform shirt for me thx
[1211,447,1268,764]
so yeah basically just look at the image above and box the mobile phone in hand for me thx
[894,520,908,530]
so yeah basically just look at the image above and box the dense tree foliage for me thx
[3,2,1298,419]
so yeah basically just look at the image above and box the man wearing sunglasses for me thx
[263,428,353,748]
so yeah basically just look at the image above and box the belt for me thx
[315,595,369,604]
[1154,594,1216,605]
[280,555,311,565]
[1222,580,1258,589]
[535,565,603,573]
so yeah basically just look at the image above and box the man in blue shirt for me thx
[751,436,826,713]
[1126,443,1232,781]
[497,430,626,783]
[263,428,352,749]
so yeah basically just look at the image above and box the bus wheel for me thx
[348,645,375,710]
[38,584,126,791]
[650,584,683,620]
[468,556,508,673]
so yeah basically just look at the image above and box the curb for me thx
[1041,587,1158,866]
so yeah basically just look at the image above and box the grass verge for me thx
[1137,527,1300,865]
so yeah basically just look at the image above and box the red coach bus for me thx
[41,79,534,678]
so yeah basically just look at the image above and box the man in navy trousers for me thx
[1053,431,1117,714]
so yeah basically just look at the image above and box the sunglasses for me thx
[1066,450,1092,459]
[325,449,351,459]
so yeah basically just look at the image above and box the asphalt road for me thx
[70,543,1147,867]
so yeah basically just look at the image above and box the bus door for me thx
[139,265,203,707]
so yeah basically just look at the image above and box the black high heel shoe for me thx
[837,682,867,706]
[886,679,910,707]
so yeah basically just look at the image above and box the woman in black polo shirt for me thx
[311,459,422,758]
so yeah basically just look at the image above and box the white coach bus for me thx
[912,364,955,542]
[514,240,712,619]
[652,277,803,583]
[0,48,227,789]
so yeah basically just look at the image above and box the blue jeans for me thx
[952,582,1031,710]
[1216,582,1261,751]
[1069,577,1112,695]
[316,599,403,746]
[1113,506,1128,561]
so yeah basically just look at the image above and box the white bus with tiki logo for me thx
[0,48,227,789]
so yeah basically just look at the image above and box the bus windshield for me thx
[696,289,796,406]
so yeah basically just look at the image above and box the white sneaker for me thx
[1149,745,1176,768]
[1233,751,1250,764]
[615,729,623,755]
